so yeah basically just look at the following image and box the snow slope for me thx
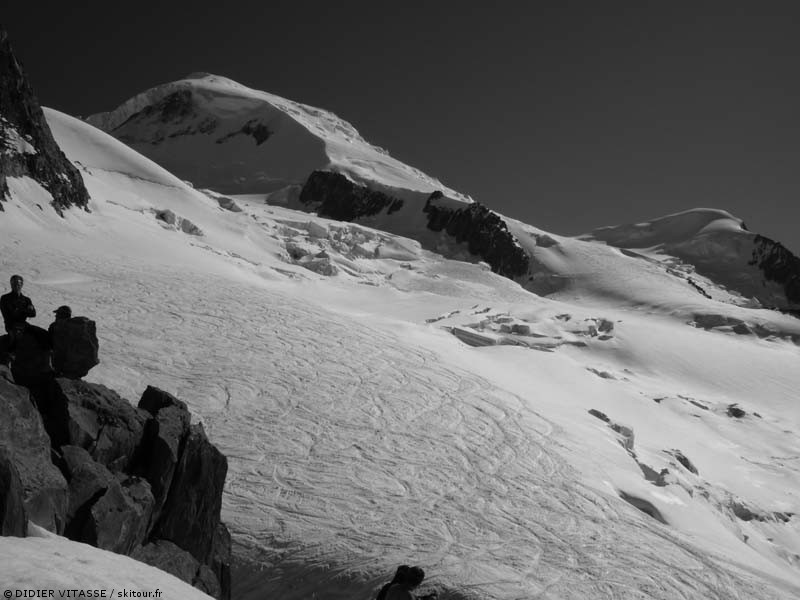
[0,107,799,599]
[0,524,213,599]
[580,208,799,312]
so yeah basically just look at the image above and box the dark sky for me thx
[5,2,800,252]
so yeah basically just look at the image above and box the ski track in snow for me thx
[10,242,793,600]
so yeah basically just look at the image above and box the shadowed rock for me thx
[749,234,800,314]
[0,28,89,213]
[44,379,147,472]
[0,446,27,536]
[300,170,404,220]
[83,475,154,554]
[60,444,116,536]
[424,192,529,278]
[50,317,100,378]
[0,378,67,533]
[135,386,191,520]
[133,540,221,599]
[154,422,227,565]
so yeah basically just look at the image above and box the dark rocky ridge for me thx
[0,28,89,213]
[424,191,529,278]
[300,170,404,220]
[299,170,530,279]
[749,234,800,315]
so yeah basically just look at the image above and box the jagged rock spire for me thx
[0,26,89,213]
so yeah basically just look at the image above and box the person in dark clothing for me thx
[376,565,410,600]
[0,275,36,352]
[383,566,435,600]
[48,305,71,338]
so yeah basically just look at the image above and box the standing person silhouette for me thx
[0,274,36,354]
[376,565,410,600]
[385,566,431,600]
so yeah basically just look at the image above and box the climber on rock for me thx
[0,274,36,354]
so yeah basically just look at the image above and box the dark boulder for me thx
[133,540,199,585]
[0,28,89,213]
[50,317,100,378]
[83,475,154,554]
[0,378,67,533]
[299,170,404,221]
[727,404,746,419]
[44,379,147,472]
[0,446,27,536]
[60,445,116,535]
[135,386,191,519]
[132,540,221,599]
[154,422,227,565]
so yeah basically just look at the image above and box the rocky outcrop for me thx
[299,170,404,220]
[83,475,154,554]
[61,445,116,531]
[0,446,27,536]
[134,386,191,520]
[749,235,800,314]
[0,378,67,533]
[113,90,219,146]
[424,192,529,278]
[154,422,228,565]
[0,28,89,213]
[154,208,204,236]
[133,540,222,599]
[298,172,531,280]
[2,372,231,599]
[50,317,100,378]
[43,379,148,472]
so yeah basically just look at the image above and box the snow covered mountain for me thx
[89,74,800,316]
[86,72,468,202]
[2,61,800,599]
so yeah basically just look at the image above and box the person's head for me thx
[53,305,72,321]
[9,275,23,294]
[391,565,411,584]
[405,567,425,589]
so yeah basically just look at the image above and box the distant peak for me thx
[584,208,747,249]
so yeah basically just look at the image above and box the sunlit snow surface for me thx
[0,109,799,599]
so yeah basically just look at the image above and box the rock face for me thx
[0,378,67,533]
[749,235,800,314]
[0,446,27,536]
[298,171,531,280]
[83,475,154,555]
[135,386,191,520]
[424,192,529,278]
[154,422,228,565]
[299,170,404,220]
[50,317,100,378]
[0,28,89,213]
